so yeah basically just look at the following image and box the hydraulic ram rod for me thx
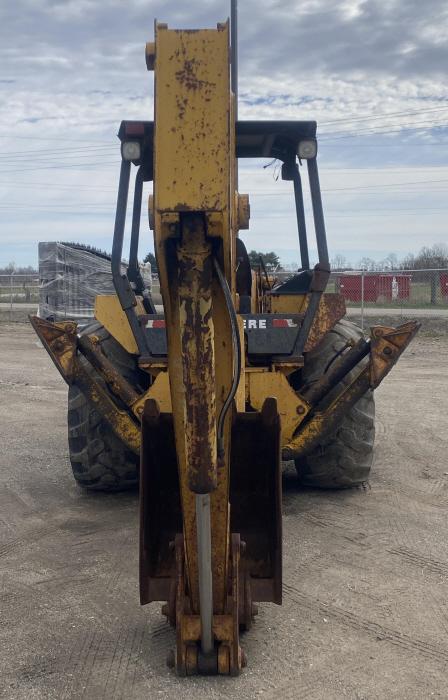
[195,494,214,655]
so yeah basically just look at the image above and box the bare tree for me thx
[358,257,377,271]
[400,243,448,270]
[330,254,349,271]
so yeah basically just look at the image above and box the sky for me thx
[1,0,447,269]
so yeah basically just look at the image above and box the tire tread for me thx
[67,321,141,492]
[295,318,375,489]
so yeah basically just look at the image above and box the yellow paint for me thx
[152,22,235,613]
[95,295,146,354]
[248,370,309,445]
[131,371,171,419]
[154,25,231,214]
[269,293,307,314]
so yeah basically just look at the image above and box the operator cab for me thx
[112,120,330,360]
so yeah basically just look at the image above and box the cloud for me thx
[0,0,447,267]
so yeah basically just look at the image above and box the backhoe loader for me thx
[31,9,418,676]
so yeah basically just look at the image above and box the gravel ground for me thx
[1,324,447,699]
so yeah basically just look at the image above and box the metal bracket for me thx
[29,316,141,455]
[29,316,77,382]
[369,321,420,388]
[284,321,420,460]
[168,534,245,676]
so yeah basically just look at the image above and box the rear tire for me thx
[294,318,375,489]
[67,321,145,491]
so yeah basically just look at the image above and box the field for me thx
[1,324,448,699]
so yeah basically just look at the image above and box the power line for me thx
[0,161,121,174]
[0,144,116,159]
[319,104,448,127]
[0,122,447,174]
[324,178,448,192]
[247,178,448,194]
[1,164,447,183]
[0,180,117,192]
[322,142,448,147]
[320,119,448,140]
[320,165,448,172]
[5,104,448,142]
[260,210,448,220]
[0,134,111,143]
[0,120,445,173]
[0,151,118,165]
[1,201,447,215]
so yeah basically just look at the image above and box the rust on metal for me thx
[29,315,141,455]
[74,363,141,454]
[78,334,139,407]
[369,321,420,387]
[247,370,310,445]
[151,22,235,622]
[237,193,250,230]
[140,399,181,605]
[29,316,77,382]
[177,214,217,494]
[302,336,370,407]
[30,4,423,677]
[284,321,420,460]
[267,292,345,349]
[230,398,282,606]
[132,370,171,418]
[283,369,371,461]
[170,533,244,676]
[140,398,282,600]
[304,292,346,352]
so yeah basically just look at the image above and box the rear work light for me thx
[121,141,141,161]
[297,139,317,160]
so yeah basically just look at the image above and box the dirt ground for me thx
[1,324,447,699]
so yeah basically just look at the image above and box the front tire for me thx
[294,318,375,489]
[67,321,145,491]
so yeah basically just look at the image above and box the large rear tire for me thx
[294,318,375,489]
[67,321,146,491]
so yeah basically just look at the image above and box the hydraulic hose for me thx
[213,257,242,457]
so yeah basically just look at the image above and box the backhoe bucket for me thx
[139,397,282,650]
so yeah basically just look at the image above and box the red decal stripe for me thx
[146,319,166,329]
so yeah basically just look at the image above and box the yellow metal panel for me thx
[153,23,234,614]
[147,371,171,410]
[95,295,145,354]
[154,24,231,213]
[132,371,172,419]
[269,293,307,313]
[248,370,309,445]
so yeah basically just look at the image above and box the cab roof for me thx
[118,120,317,162]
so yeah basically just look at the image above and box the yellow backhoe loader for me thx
[31,7,418,676]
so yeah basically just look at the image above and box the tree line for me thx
[331,244,448,272]
[3,243,447,277]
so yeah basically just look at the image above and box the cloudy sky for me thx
[1,0,447,269]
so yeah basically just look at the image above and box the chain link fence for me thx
[1,269,448,331]
[0,269,160,323]
[328,268,448,329]
[0,274,39,322]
